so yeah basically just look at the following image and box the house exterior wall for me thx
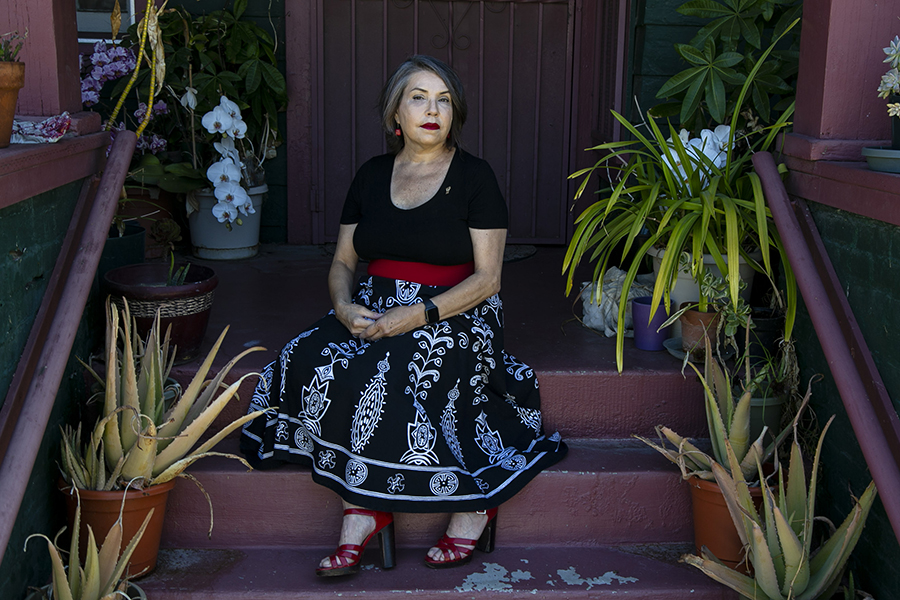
[627,0,703,123]
[0,183,98,597]
[790,203,900,598]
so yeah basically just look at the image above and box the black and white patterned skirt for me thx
[239,275,567,513]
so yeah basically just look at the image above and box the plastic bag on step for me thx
[580,267,655,337]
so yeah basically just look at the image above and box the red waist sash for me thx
[367,259,474,287]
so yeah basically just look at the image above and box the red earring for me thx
[395,127,402,137]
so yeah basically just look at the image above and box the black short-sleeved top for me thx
[340,149,508,266]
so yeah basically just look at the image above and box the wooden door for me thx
[289,0,630,244]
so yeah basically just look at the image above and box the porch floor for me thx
[184,244,685,379]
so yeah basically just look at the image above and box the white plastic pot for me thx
[189,184,267,260]
[647,247,759,337]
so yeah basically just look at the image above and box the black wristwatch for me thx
[423,299,440,324]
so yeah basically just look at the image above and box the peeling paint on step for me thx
[456,562,516,592]
[556,566,639,590]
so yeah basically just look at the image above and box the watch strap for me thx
[423,299,440,324]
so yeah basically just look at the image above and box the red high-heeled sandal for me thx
[424,507,498,569]
[316,508,396,577]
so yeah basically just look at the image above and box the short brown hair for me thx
[379,55,468,153]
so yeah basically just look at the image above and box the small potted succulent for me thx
[25,493,152,599]
[863,34,900,172]
[0,29,26,148]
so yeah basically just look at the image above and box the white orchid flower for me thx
[214,136,242,166]
[661,151,690,186]
[219,96,242,120]
[202,105,234,135]
[212,200,239,223]
[229,118,248,140]
[214,180,251,206]
[207,158,242,187]
[180,87,198,110]
[235,194,256,216]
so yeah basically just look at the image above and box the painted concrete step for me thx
[137,544,738,599]
[172,361,707,443]
[160,439,696,550]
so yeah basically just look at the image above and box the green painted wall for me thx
[628,0,704,123]
[792,203,900,598]
[0,183,98,599]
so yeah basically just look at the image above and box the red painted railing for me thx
[0,131,137,564]
[754,151,900,542]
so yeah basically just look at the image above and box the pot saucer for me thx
[663,337,735,362]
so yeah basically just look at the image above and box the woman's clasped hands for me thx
[335,301,426,341]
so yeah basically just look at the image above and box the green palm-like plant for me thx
[563,20,798,373]
[683,416,877,600]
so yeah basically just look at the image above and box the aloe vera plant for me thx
[635,335,805,483]
[683,416,877,599]
[26,492,153,599]
[61,298,267,491]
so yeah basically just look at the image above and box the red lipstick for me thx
[421,123,440,130]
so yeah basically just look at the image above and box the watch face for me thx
[425,300,439,323]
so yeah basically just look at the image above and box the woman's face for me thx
[394,70,453,150]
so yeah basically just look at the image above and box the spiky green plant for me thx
[61,298,267,492]
[682,416,877,600]
[635,335,805,483]
[26,491,152,599]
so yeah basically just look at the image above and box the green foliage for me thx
[116,2,288,191]
[636,337,803,483]
[564,19,798,373]
[654,0,800,132]
[0,30,25,62]
[166,252,190,286]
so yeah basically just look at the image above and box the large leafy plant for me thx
[653,0,801,132]
[563,20,798,372]
[684,417,877,599]
[93,0,288,195]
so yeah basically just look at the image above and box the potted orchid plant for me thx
[863,34,900,172]
[185,93,272,259]
[85,0,287,259]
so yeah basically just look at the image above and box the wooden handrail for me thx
[0,131,136,564]
[754,151,900,542]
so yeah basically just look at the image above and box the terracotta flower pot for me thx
[679,303,720,360]
[688,476,763,573]
[0,61,25,148]
[60,480,176,578]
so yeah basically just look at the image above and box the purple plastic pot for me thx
[632,296,672,351]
